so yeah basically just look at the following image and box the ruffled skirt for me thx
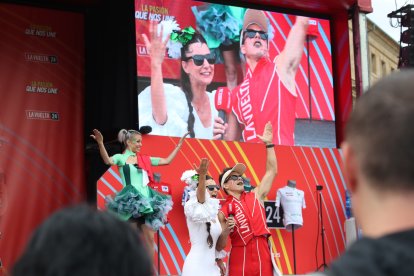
[192,4,246,63]
[105,185,173,231]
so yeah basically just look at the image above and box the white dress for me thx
[182,191,223,276]
[138,83,218,139]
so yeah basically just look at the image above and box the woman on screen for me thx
[180,158,233,276]
[139,21,226,140]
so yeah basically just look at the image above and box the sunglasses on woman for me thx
[244,29,268,40]
[183,53,216,66]
[206,185,220,191]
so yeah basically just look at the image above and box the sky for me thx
[367,0,414,42]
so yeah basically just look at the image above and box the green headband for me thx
[170,26,196,45]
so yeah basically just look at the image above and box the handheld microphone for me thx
[138,125,152,135]
[214,87,231,140]
[228,202,234,217]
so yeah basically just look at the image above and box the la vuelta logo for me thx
[233,201,252,237]
[237,78,257,141]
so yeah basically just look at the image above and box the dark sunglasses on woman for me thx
[206,185,220,191]
[183,53,216,66]
[244,29,268,40]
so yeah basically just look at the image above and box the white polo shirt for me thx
[275,186,306,231]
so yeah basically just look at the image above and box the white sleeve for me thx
[215,250,227,259]
[184,191,220,224]
[275,189,282,207]
[138,83,189,137]
[209,89,219,119]
[302,191,306,209]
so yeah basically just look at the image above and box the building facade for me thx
[349,18,400,97]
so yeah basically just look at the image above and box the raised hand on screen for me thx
[257,122,273,145]
[141,21,169,66]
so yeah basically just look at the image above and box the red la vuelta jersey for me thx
[232,58,297,146]
[221,192,270,247]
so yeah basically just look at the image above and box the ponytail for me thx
[117,129,128,145]
[117,129,141,147]
[206,222,213,248]
[181,68,195,138]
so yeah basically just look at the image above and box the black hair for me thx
[194,173,214,247]
[180,33,208,138]
[12,204,152,276]
[206,222,213,249]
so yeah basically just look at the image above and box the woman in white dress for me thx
[139,21,226,140]
[181,158,232,276]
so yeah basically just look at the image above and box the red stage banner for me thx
[0,3,85,270]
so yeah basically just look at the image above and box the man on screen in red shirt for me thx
[225,9,309,146]
[216,122,281,276]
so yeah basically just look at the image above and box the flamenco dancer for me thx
[91,128,188,254]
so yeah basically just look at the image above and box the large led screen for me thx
[136,0,335,147]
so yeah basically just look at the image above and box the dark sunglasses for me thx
[206,185,220,191]
[244,29,268,40]
[183,53,216,66]
[225,175,243,183]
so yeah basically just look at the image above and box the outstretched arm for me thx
[142,21,170,125]
[275,16,309,93]
[195,158,209,203]
[158,132,189,165]
[255,122,277,201]
[90,129,115,166]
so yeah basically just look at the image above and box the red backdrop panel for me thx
[0,3,85,269]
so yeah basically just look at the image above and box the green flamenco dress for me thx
[105,150,173,231]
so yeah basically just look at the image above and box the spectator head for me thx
[12,204,152,276]
[342,70,414,233]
